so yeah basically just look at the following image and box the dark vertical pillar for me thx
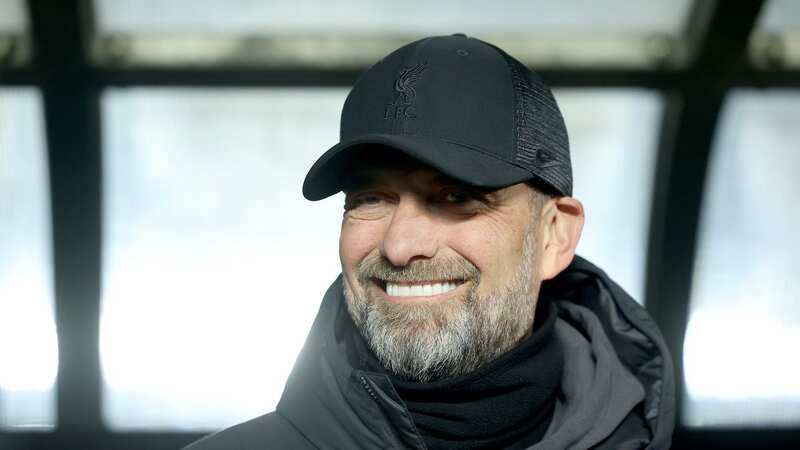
[27,0,103,432]
[645,0,765,426]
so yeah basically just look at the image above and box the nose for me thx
[380,196,438,267]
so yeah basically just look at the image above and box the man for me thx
[186,34,675,449]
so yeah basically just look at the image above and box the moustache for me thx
[356,253,480,285]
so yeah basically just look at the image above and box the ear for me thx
[538,197,585,281]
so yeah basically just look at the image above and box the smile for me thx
[380,280,463,298]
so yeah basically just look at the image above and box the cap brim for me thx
[303,134,534,200]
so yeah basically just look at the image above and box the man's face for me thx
[340,159,548,382]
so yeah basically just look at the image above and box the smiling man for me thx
[186,34,675,450]
[338,154,582,386]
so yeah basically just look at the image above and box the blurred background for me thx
[0,0,798,448]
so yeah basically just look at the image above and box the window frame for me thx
[1,0,799,448]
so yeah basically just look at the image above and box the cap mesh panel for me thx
[493,48,573,196]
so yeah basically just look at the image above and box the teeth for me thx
[385,281,459,297]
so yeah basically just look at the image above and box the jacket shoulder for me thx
[183,412,315,450]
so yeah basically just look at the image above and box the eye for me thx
[358,194,382,205]
[436,187,488,213]
[344,192,388,212]
[443,190,471,204]
[440,187,485,204]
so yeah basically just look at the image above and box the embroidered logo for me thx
[384,62,428,126]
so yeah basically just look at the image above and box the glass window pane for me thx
[0,88,58,430]
[557,89,662,302]
[751,0,800,67]
[0,0,30,65]
[684,90,800,426]
[101,88,347,430]
[92,0,692,68]
[94,0,690,34]
[0,0,28,33]
[759,0,800,34]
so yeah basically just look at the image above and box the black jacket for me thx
[185,256,675,449]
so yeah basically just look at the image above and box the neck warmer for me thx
[344,297,563,450]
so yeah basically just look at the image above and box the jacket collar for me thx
[276,255,675,449]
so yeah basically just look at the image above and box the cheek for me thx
[340,218,386,285]
[445,222,526,291]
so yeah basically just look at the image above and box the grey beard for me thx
[343,226,540,383]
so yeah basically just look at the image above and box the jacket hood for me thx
[539,256,676,449]
[276,255,675,449]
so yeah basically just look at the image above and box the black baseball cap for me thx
[302,33,572,200]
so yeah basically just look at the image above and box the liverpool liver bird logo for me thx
[393,62,428,105]
[384,61,428,124]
